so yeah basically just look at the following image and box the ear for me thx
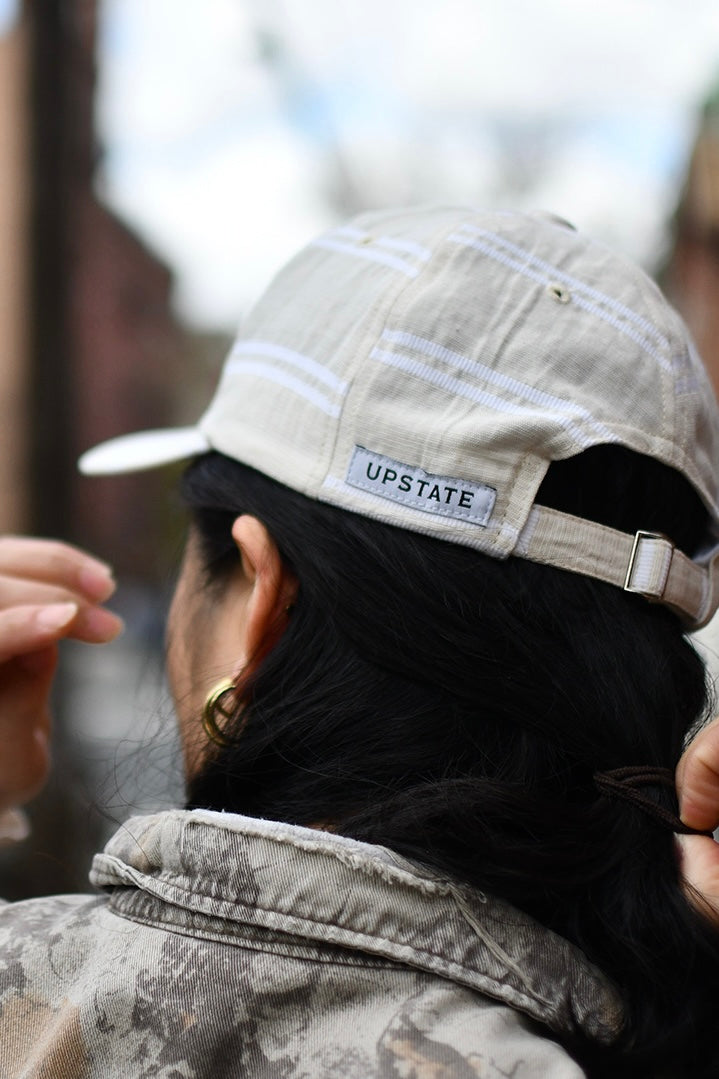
[231,515,296,676]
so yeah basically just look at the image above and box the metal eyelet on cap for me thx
[547,282,571,304]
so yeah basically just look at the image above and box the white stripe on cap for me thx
[312,235,424,277]
[229,360,343,418]
[380,329,616,444]
[370,347,610,452]
[326,226,431,262]
[455,224,670,352]
[375,236,431,260]
[448,228,674,374]
[228,340,348,394]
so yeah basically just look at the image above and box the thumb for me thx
[0,645,58,809]
[0,602,78,665]
[676,834,719,925]
[676,716,719,833]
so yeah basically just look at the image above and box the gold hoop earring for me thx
[201,678,237,747]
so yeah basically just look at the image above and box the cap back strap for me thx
[515,505,719,629]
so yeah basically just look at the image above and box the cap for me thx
[79,206,719,628]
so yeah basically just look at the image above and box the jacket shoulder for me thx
[376,981,588,1078]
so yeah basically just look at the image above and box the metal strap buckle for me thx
[623,530,672,597]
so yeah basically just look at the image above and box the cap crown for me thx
[79,205,719,626]
[199,206,719,558]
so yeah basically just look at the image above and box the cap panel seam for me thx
[322,212,478,495]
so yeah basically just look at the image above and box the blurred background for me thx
[2,0,719,896]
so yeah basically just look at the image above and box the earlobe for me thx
[230,515,296,675]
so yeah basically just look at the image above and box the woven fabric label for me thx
[346,446,496,526]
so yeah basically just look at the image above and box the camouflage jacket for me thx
[0,809,623,1077]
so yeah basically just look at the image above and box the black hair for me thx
[181,446,719,1078]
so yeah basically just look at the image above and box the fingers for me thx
[0,537,123,654]
[0,573,101,611]
[677,716,719,833]
[0,538,124,813]
[676,834,719,925]
[0,807,30,845]
[0,536,115,603]
[0,602,77,663]
[69,604,125,644]
[0,726,52,809]
[0,667,55,808]
[0,599,122,810]
[676,718,719,926]
[0,601,123,664]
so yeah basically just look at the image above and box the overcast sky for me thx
[97,1,719,329]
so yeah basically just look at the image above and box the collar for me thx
[91,809,623,1045]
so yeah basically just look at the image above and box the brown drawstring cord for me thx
[593,766,714,837]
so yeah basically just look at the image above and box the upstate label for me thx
[346,446,496,526]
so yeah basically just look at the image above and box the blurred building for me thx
[0,2,227,575]
[0,9,29,531]
[27,0,202,577]
[0,1,226,898]
[663,85,719,396]
[662,86,719,693]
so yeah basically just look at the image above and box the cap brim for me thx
[78,427,211,476]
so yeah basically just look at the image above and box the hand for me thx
[676,716,719,923]
[0,537,123,812]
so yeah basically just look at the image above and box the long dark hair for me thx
[181,446,719,1077]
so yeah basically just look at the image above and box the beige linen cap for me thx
[80,205,719,627]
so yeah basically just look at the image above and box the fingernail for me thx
[0,808,31,844]
[674,833,688,868]
[78,563,116,602]
[36,602,78,632]
[75,606,125,641]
